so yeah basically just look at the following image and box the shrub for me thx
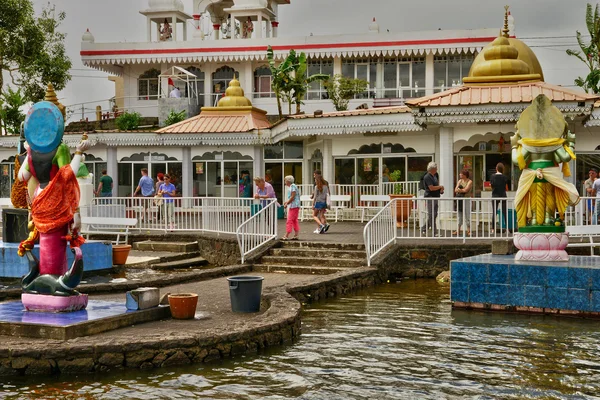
[115,111,141,130]
[164,109,187,126]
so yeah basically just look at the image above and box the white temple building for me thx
[0,1,599,211]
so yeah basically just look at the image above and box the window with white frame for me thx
[254,66,274,98]
[306,59,333,100]
[138,68,161,100]
[433,54,475,92]
[382,57,426,99]
[342,58,377,99]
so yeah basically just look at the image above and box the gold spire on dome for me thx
[217,78,252,107]
[463,6,543,85]
[44,83,66,118]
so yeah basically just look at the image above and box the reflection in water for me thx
[3,280,600,399]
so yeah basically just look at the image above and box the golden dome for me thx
[463,7,543,85]
[217,78,252,107]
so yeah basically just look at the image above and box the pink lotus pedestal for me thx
[22,293,89,312]
[513,232,569,261]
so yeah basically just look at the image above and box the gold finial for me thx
[503,5,510,38]
[44,83,66,119]
[217,78,252,107]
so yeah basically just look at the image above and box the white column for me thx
[147,18,152,42]
[172,16,177,41]
[183,19,188,41]
[107,147,118,197]
[253,145,264,182]
[323,139,333,187]
[204,64,213,107]
[213,24,220,40]
[439,126,454,198]
[266,19,271,38]
[242,62,253,98]
[182,147,192,197]
[425,52,434,96]
[230,16,235,39]
[333,57,342,75]
[257,15,263,38]
[271,21,278,38]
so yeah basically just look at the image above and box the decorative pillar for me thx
[204,64,213,107]
[425,52,434,96]
[266,19,271,38]
[182,18,187,40]
[257,15,263,38]
[242,63,253,98]
[107,147,118,197]
[230,16,236,39]
[172,16,177,41]
[271,21,278,38]
[213,24,220,40]
[193,14,200,30]
[253,145,264,184]
[147,18,152,42]
[323,139,333,188]
[182,147,192,198]
[333,57,342,76]
[438,126,454,199]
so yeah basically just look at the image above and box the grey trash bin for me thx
[227,276,264,313]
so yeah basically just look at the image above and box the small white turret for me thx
[368,17,379,34]
[81,28,95,43]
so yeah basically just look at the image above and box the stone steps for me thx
[252,264,342,275]
[280,241,365,251]
[252,240,366,275]
[269,247,366,259]
[133,241,199,253]
[260,255,364,268]
[150,256,209,270]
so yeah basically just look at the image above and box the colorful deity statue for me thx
[17,84,91,305]
[511,94,580,228]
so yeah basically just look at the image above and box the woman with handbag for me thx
[453,169,473,236]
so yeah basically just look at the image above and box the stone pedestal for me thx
[2,208,29,243]
[513,232,569,261]
[22,293,89,312]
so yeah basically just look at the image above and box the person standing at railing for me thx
[94,170,113,204]
[592,173,600,226]
[253,177,276,207]
[282,175,300,241]
[453,169,472,236]
[132,168,155,222]
[490,163,508,233]
[421,162,443,236]
[585,168,597,224]
[158,174,176,231]
[155,173,164,222]
[312,175,330,234]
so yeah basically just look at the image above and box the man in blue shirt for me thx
[133,168,155,222]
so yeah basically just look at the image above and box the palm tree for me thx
[290,51,329,114]
[267,46,295,119]
[566,3,600,93]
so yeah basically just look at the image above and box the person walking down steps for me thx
[312,175,330,234]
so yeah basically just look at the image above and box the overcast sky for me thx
[29,0,594,116]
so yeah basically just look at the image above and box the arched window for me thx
[138,68,161,100]
[212,66,237,94]
[254,66,273,98]
[186,66,205,105]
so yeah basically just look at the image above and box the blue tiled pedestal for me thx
[0,240,113,278]
[451,254,600,315]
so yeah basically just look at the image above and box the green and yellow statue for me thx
[511,94,580,229]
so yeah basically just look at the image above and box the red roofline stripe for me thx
[80,36,496,57]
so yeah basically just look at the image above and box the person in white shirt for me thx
[169,86,181,98]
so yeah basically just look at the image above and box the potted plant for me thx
[388,170,414,228]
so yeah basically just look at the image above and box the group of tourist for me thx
[584,167,600,225]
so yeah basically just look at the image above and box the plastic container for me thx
[227,276,264,313]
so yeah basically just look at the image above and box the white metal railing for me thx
[380,181,420,196]
[236,199,277,263]
[363,196,520,266]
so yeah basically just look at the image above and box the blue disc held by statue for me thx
[24,101,64,153]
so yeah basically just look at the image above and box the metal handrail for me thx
[236,199,278,263]
[363,198,398,267]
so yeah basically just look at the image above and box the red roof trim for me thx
[81,36,495,57]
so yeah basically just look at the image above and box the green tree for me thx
[566,3,600,93]
[164,109,187,126]
[0,87,26,135]
[289,51,329,114]
[324,74,369,111]
[267,46,295,119]
[0,1,72,102]
[115,111,142,130]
